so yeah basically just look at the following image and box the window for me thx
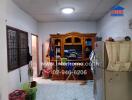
[7,27,19,71]
[18,31,28,67]
[7,26,28,72]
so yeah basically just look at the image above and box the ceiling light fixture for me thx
[61,8,75,14]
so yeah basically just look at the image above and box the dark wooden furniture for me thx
[49,32,96,80]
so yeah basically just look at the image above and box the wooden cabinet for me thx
[49,32,96,80]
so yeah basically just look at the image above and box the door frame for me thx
[31,34,39,77]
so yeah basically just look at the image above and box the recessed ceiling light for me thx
[61,8,75,14]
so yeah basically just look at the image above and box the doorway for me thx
[31,34,39,78]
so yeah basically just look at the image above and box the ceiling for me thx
[12,0,121,22]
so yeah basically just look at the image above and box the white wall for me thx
[97,0,132,40]
[0,0,8,99]
[6,0,38,93]
[38,21,97,41]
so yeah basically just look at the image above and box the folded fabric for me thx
[106,42,119,71]
[107,62,131,71]
[130,42,132,66]
[116,62,131,71]
[107,62,120,71]
[106,41,132,72]
[119,41,130,63]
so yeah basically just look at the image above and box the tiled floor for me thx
[34,78,94,100]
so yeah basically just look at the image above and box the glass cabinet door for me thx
[74,37,81,43]
[65,37,72,43]
[84,38,92,58]
[54,39,61,46]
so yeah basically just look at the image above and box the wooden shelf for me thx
[50,32,96,80]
